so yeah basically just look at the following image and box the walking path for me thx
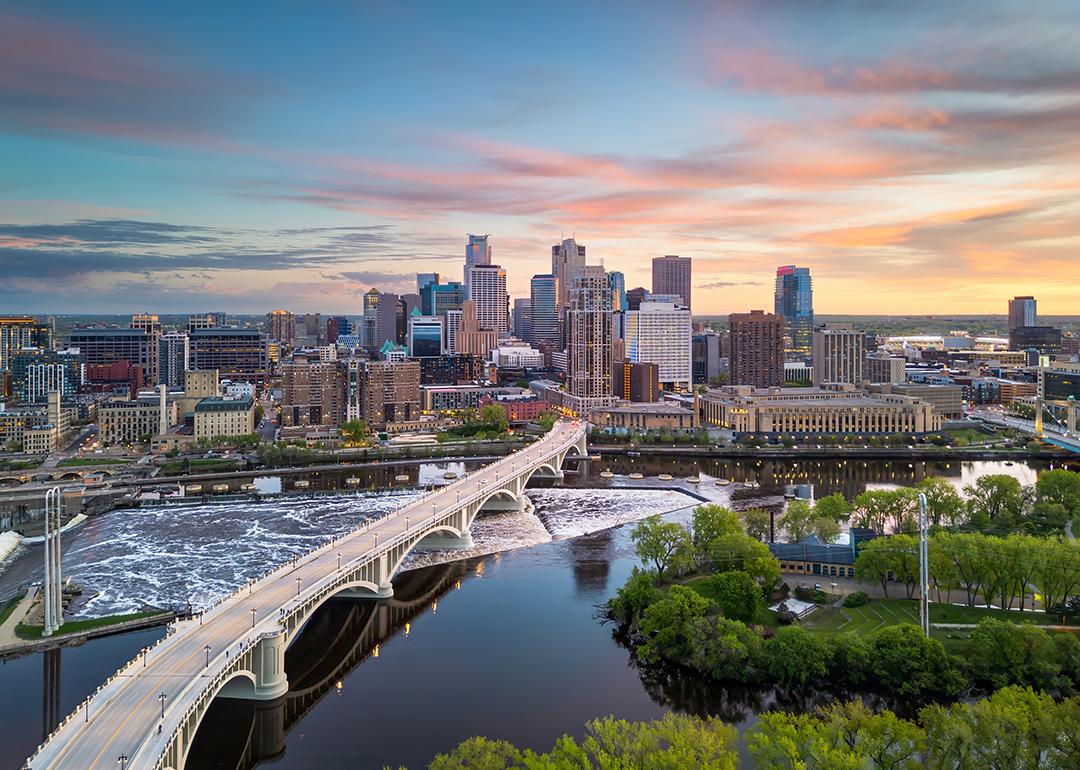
[0,588,36,647]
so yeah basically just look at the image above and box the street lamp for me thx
[158,692,167,719]
[118,754,129,770]
[295,577,301,596]
[337,553,341,570]
[251,608,257,628]
[204,644,211,667]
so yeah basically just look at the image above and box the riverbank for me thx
[591,444,1067,461]
[0,605,175,659]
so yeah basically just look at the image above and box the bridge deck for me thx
[26,421,584,770]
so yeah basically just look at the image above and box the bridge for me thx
[24,420,586,770]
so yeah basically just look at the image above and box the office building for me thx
[11,349,83,403]
[626,287,648,311]
[99,394,178,445]
[865,352,906,384]
[267,310,297,344]
[592,402,698,431]
[421,280,464,318]
[567,266,615,411]
[158,332,189,388]
[513,298,532,341]
[417,273,440,294]
[608,271,627,313]
[728,310,784,387]
[529,274,559,346]
[187,313,227,332]
[774,265,814,359]
[700,385,941,435]
[613,360,660,402]
[281,356,346,428]
[353,360,421,428]
[419,354,489,385]
[194,396,255,440]
[0,317,37,374]
[491,343,544,369]
[868,383,964,419]
[651,256,692,309]
[692,332,722,384]
[455,301,498,358]
[552,238,587,313]
[327,316,350,342]
[130,314,162,383]
[622,301,692,390]
[445,309,463,354]
[467,264,508,332]
[1040,362,1080,402]
[189,327,269,391]
[70,327,156,385]
[1010,325,1061,354]
[1008,296,1037,331]
[464,234,492,300]
[812,323,865,386]
[408,313,445,357]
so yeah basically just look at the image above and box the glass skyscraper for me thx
[774,265,813,359]
[529,274,559,346]
[607,271,627,313]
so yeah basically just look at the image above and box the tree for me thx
[636,585,712,664]
[966,619,1060,692]
[855,537,898,597]
[780,499,816,542]
[762,627,831,687]
[684,615,764,683]
[706,571,764,623]
[607,568,658,625]
[253,403,264,424]
[817,700,925,770]
[429,736,521,770]
[916,477,965,527]
[1035,469,1080,517]
[478,403,509,434]
[340,419,367,445]
[537,412,557,432]
[691,504,741,566]
[813,516,841,544]
[964,474,1024,529]
[743,508,772,541]
[707,532,781,590]
[852,489,918,534]
[866,624,965,698]
[630,516,692,580]
[813,493,852,523]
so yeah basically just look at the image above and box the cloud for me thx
[698,280,762,290]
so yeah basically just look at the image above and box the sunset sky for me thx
[1,1,1078,314]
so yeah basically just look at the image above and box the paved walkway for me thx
[0,587,37,647]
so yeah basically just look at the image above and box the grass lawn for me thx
[57,457,131,467]
[0,460,40,471]
[159,458,241,474]
[16,609,168,639]
[942,427,997,446]
[0,591,26,626]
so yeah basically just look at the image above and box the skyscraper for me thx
[417,273,440,294]
[728,310,784,387]
[651,256,691,309]
[468,264,508,332]
[464,234,492,300]
[131,313,161,383]
[1008,296,1037,331]
[608,271,627,313]
[0,316,37,374]
[513,298,532,341]
[812,323,865,386]
[774,266,813,359]
[529,274,559,346]
[623,301,692,390]
[159,331,189,388]
[567,266,613,408]
[456,300,498,358]
[421,281,464,317]
[267,309,296,345]
[407,312,445,358]
[551,238,587,313]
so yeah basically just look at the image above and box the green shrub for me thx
[843,591,870,608]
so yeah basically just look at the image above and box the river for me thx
[0,456,1058,769]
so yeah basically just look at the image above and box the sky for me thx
[1,0,1078,315]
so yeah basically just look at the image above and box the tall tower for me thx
[551,238,587,314]
[729,310,784,387]
[651,256,692,309]
[812,323,865,386]
[567,266,612,408]
[529,274,559,347]
[468,264,508,332]
[1008,296,1036,331]
[464,234,492,300]
[774,266,813,360]
[131,313,162,384]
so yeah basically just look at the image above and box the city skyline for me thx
[2,2,1079,314]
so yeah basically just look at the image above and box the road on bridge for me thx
[26,421,584,770]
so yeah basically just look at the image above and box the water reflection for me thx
[186,562,468,770]
[567,531,613,598]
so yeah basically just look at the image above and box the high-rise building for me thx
[0,316,37,374]
[468,264,508,332]
[608,271,627,313]
[408,312,445,357]
[692,332,722,384]
[158,331,189,388]
[189,327,269,391]
[651,256,691,309]
[130,314,161,383]
[296,313,324,346]
[187,313,226,332]
[812,323,866,386]
[529,274,559,346]
[865,351,907,384]
[612,359,660,402]
[445,309,463,354]
[464,234,492,300]
[70,327,156,384]
[327,316,350,342]
[421,281,464,317]
[728,310,784,387]
[513,298,532,341]
[456,300,498,358]
[347,359,421,427]
[417,273,440,294]
[11,348,83,403]
[552,238,587,313]
[626,287,648,311]
[267,310,297,344]
[281,354,346,428]
[567,266,613,408]
[1008,296,1037,331]
[623,301,692,390]
[774,266,814,359]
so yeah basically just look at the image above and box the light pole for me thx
[337,553,341,570]
[118,754,129,770]
[251,608,256,628]
[295,577,301,596]
[204,644,211,668]
[158,692,167,719]
[918,492,930,639]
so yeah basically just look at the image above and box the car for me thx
[813,583,822,591]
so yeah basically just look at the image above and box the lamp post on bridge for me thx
[251,608,256,628]
[295,577,301,597]
[204,644,211,668]
[158,692,167,719]
[337,553,341,570]
[118,753,129,770]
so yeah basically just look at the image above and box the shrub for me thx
[842,591,870,608]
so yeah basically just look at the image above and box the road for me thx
[970,407,1080,453]
[26,421,582,770]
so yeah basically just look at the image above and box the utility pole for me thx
[918,492,930,639]
[42,487,63,636]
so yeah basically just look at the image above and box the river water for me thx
[0,456,1058,769]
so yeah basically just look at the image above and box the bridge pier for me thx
[414,530,475,550]
[218,630,289,702]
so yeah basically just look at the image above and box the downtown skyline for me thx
[2,1,1080,314]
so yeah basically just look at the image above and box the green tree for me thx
[866,624,965,698]
[428,736,521,769]
[340,419,368,445]
[853,489,918,533]
[706,571,764,623]
[707,532,781,589]
[855,537,899,597]
[966,619,1060,692]
[630,516,692,580]
[813,516,841,544]
[1035,469,1080,517]
[607,568,658,625]
[964,474,1025,529]
[748,711,866,770]
[916,477,965,527]
[817,700,925,770]
[478,403,510,434]
[743,508,772,541]
[691,504,742,566]
[536,412,557,432]
[683,615,764,683]
[762,627,831,687]
[813,492,852,523]
[637,585,712,665]
[780,499,816,542]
